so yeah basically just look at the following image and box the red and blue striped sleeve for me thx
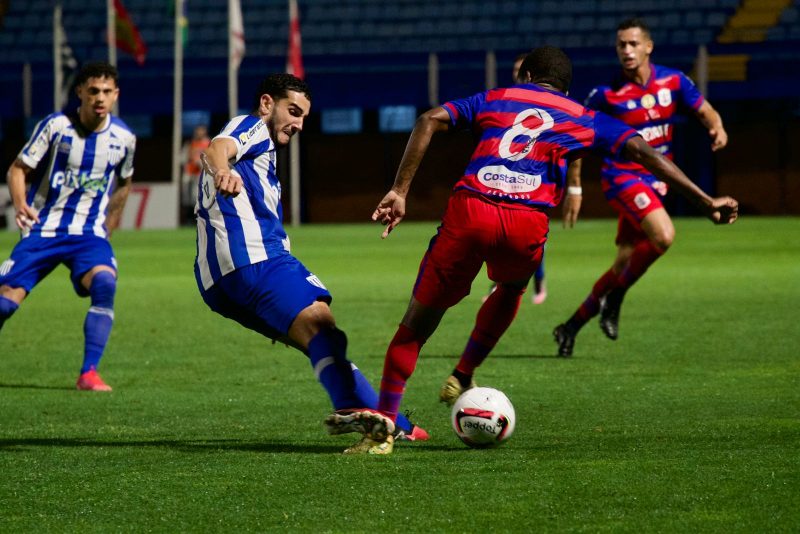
[678,71,705,111]
[443,92,487,128]
[592,111,640,157]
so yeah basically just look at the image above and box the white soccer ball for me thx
[451,387,516,448]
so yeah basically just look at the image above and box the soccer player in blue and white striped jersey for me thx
[0,62,135,391]
[195,74,427,450]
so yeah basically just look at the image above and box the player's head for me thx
[512,52,529,84]
[253,73,312,146]
[518,46,572,94]
[75,62,120,127]
[616,18,653,72]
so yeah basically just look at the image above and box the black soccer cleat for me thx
[553,323,576,357]
[598,289,624,340]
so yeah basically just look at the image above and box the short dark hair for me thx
[617,17,651,39]
[252,73,312,111]
[519,46,572,93]
[76,61,119,87]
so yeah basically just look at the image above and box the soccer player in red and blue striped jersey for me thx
[324,46,738,454]
[554,18,730,357]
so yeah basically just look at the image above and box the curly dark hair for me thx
[518,46,572,93]
[75,62,119,87]
[252,73,312,111]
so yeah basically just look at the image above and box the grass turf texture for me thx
[1,217,798,532]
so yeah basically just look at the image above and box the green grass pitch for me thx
[1,217,798,532]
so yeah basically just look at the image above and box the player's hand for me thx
[372,190,406,239]
[14,203,40,230]
[707,196,738,225]
[709,127,728,152]
[214,168,243,198]
[562,193,581,228]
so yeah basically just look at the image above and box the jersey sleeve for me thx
[678,71,705,111]
[17,113,61,169]
[216,115,270,162]
[442,92,487,128]
[119,135,136,179]
[591,111,640,157]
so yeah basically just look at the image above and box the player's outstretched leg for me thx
[532,256,547,305]
[442,283,522,403]
[554,269,618,357]
[77,271,116,391]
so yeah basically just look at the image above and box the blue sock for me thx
[350,365,413,433]
[81,271,116,374]
[307,328,360,409]
[0,296,20,332]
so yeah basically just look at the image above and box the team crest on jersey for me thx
[657,88,672,107]
[634,192,652,210]
[306,274,327,290]
[0,259,14,276]
[640,94,656,109]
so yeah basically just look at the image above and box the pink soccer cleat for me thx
[76,369,113,391]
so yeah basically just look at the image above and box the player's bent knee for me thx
[89,271,117,307]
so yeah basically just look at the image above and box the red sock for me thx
[618,240,664,288]
[570,269,618,327]
[455,284,523,376]
[377,324,424,422]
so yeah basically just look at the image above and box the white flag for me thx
[229,0,245,70]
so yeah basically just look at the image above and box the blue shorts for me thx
[199,255,332,341]
[0,234,117,297]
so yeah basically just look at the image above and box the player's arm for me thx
[372,106,451,238]
[105,176,131,237]
[5,159,40,230]
[563,160,582,229]
[621,136,738,224]
[695,100,727,152]
[201,137,242,198]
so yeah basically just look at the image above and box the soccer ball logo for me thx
[451,387,516,448]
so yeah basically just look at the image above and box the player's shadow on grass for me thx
[0,383,75,390]
[0,437,345,454]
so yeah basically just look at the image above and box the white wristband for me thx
[567,186,583,196]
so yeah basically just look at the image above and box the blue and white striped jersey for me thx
[19,112,136,239]
[194,114,291,291]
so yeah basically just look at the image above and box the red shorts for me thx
[607,182,664,245]
[412,191,548,309]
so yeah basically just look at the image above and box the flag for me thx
[229,0,245,70]
[58,23,79,108]
[114,0,147,65]
[287,0,304,79]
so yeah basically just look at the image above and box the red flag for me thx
[287,0,304,79]
[114,0,147,65]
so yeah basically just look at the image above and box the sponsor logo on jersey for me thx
[637,124,670,143]
[237,120,265,145]
[51,169,110,194]
[626,100,636,110]
[634,192,652,210]
[478,165,542,194]
[640,94,656,109]
[0,259,14,276]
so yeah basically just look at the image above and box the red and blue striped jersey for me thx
[584,63,704,197]
[442,83,638,209]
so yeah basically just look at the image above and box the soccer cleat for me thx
[76,369,112,391]
[599,289,624,340]
[343,434,394,455]
[323,408,395,440]
[439,375,476,406]
[553,323,576,357]
[395,424,430,442]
